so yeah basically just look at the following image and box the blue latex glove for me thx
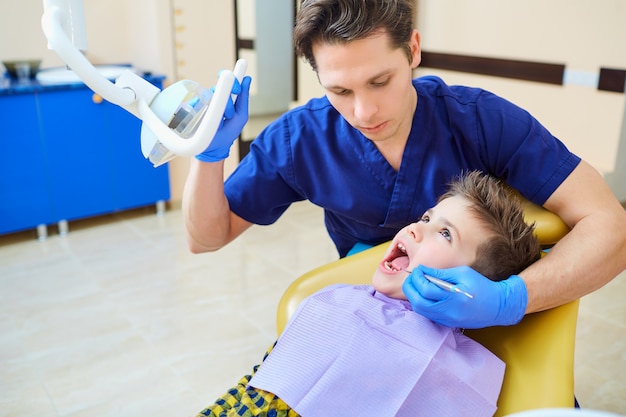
[402,265,528,329]
[196,75,252,163]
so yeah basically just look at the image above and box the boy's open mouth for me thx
[383,243,410,272]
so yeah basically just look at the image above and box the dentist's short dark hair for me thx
[294,0,416,72]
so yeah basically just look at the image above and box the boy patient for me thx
[197,171,541,417]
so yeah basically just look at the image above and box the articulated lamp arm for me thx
[41,0,246,167]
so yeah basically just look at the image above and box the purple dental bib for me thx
[250,285,504,417]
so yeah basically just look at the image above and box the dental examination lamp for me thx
[41,0,246,167]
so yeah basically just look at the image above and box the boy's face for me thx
[372,196,492,300]
[312,29,420,148]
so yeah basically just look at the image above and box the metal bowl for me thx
[2,60,42,79]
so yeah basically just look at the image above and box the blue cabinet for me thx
[0,75,170,238]
[0,93,55,233]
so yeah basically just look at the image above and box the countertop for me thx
[0,67,165,96]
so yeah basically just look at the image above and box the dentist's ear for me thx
[409,29,421,69]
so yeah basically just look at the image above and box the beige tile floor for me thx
[1,202,624,416]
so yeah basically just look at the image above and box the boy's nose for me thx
[407,223,423,242]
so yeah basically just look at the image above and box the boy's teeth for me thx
[384,261,399,272]
[398,243,406,253]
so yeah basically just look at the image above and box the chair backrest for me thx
[276,201,577,417]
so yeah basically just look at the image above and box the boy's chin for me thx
[371,271,407,300]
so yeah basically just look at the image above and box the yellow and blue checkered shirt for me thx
[196,344,300,417]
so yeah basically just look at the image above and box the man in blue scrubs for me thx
[182,0,626,331]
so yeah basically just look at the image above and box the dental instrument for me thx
[41,0,246,167]
[404,269,474,299]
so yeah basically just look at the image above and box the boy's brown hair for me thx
[440,171,541,281]
[294,0,416,72]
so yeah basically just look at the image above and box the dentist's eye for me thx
[371,80,389,88]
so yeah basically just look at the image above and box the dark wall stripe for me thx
[237,38,254,50]
[598,68,626,93]
[421,51,566,85]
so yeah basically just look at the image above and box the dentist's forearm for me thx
[521,203,626,314]
[182,159,236,253]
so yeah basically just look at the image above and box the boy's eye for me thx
[440,229,451,241]
[419,215,430,223]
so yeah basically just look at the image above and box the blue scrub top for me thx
[225,76,580,257]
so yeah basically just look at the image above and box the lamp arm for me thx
[41,0,247,167]
[41,4,135,108]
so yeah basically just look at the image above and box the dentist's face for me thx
[371,196,490,299]
[313,29,420,148]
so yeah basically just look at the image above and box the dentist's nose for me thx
[353,93,377,122]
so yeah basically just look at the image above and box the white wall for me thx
[1,0,152,69]
[416,0,626,193]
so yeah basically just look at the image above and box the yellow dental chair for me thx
[277,199,577,417]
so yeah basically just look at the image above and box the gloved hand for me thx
[402,265,528,329]
[196,75,252,163]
